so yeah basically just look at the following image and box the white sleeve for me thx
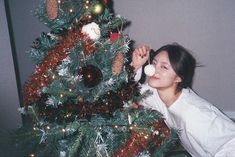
[215,137,235,157]
[184,105,235,155]
[134,67,143,82]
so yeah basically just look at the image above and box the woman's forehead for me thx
[154,51,170,62]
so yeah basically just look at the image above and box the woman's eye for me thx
[161,65,168,69]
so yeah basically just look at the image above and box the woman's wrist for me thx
[130,62,142,72]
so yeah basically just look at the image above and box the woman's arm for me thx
[130,46,150,71]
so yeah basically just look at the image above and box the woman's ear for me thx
[175,76,182,83]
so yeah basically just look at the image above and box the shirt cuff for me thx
[134,67,143,82]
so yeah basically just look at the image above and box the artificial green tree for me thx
[13,0,178,156]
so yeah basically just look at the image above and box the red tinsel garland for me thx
[111,119,170,157]
[23,27,94,106]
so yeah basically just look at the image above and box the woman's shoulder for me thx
[173,89,217,120]
[181,88,234,124]
[182,88,212,108]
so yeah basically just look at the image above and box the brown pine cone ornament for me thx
[112,52,124,75]
[46,0,58,20]
[82,34,96,56]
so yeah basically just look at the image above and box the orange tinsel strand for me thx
[111,119,171,157]
[111,131,149,157]
[23,28,91,106]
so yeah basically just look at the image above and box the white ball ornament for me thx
[144,64,156,76]
[81,22,101,40]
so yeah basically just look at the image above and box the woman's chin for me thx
[148,79,160,88]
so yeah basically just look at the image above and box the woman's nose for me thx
[154,64,160,73]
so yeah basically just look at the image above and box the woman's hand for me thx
[130,46,150,71]
[130,102,141,109]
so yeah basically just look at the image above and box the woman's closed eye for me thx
[152,60,157,65]
[161,65,168,70]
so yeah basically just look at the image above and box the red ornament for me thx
[110,32,121,42]
[80,65,103,88]
[102,0,108,5]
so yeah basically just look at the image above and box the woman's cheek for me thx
[148,77,161,87]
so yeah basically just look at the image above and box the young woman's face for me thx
[147,51,181,90]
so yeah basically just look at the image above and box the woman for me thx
[131,43,235,157]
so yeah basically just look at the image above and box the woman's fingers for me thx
[131,45,151,70]
[135,46,150,58]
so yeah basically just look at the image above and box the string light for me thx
[144,135,148,139]
[153,130,159,135]
[84,0,90,10]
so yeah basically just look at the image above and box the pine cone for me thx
[112,52,124,75]
[83,36,96,56]
[46,0,58,20]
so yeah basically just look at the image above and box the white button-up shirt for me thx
[139,84,235,157]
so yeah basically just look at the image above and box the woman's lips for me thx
[150,75,159,80]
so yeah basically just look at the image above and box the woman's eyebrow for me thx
[153,58,157,62]
[161,61,169,65]
[153,58,169,65]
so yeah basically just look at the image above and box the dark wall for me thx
[6,0,49,88]
[0,0,22,129]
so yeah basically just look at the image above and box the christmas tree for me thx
[12,0,179,156]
